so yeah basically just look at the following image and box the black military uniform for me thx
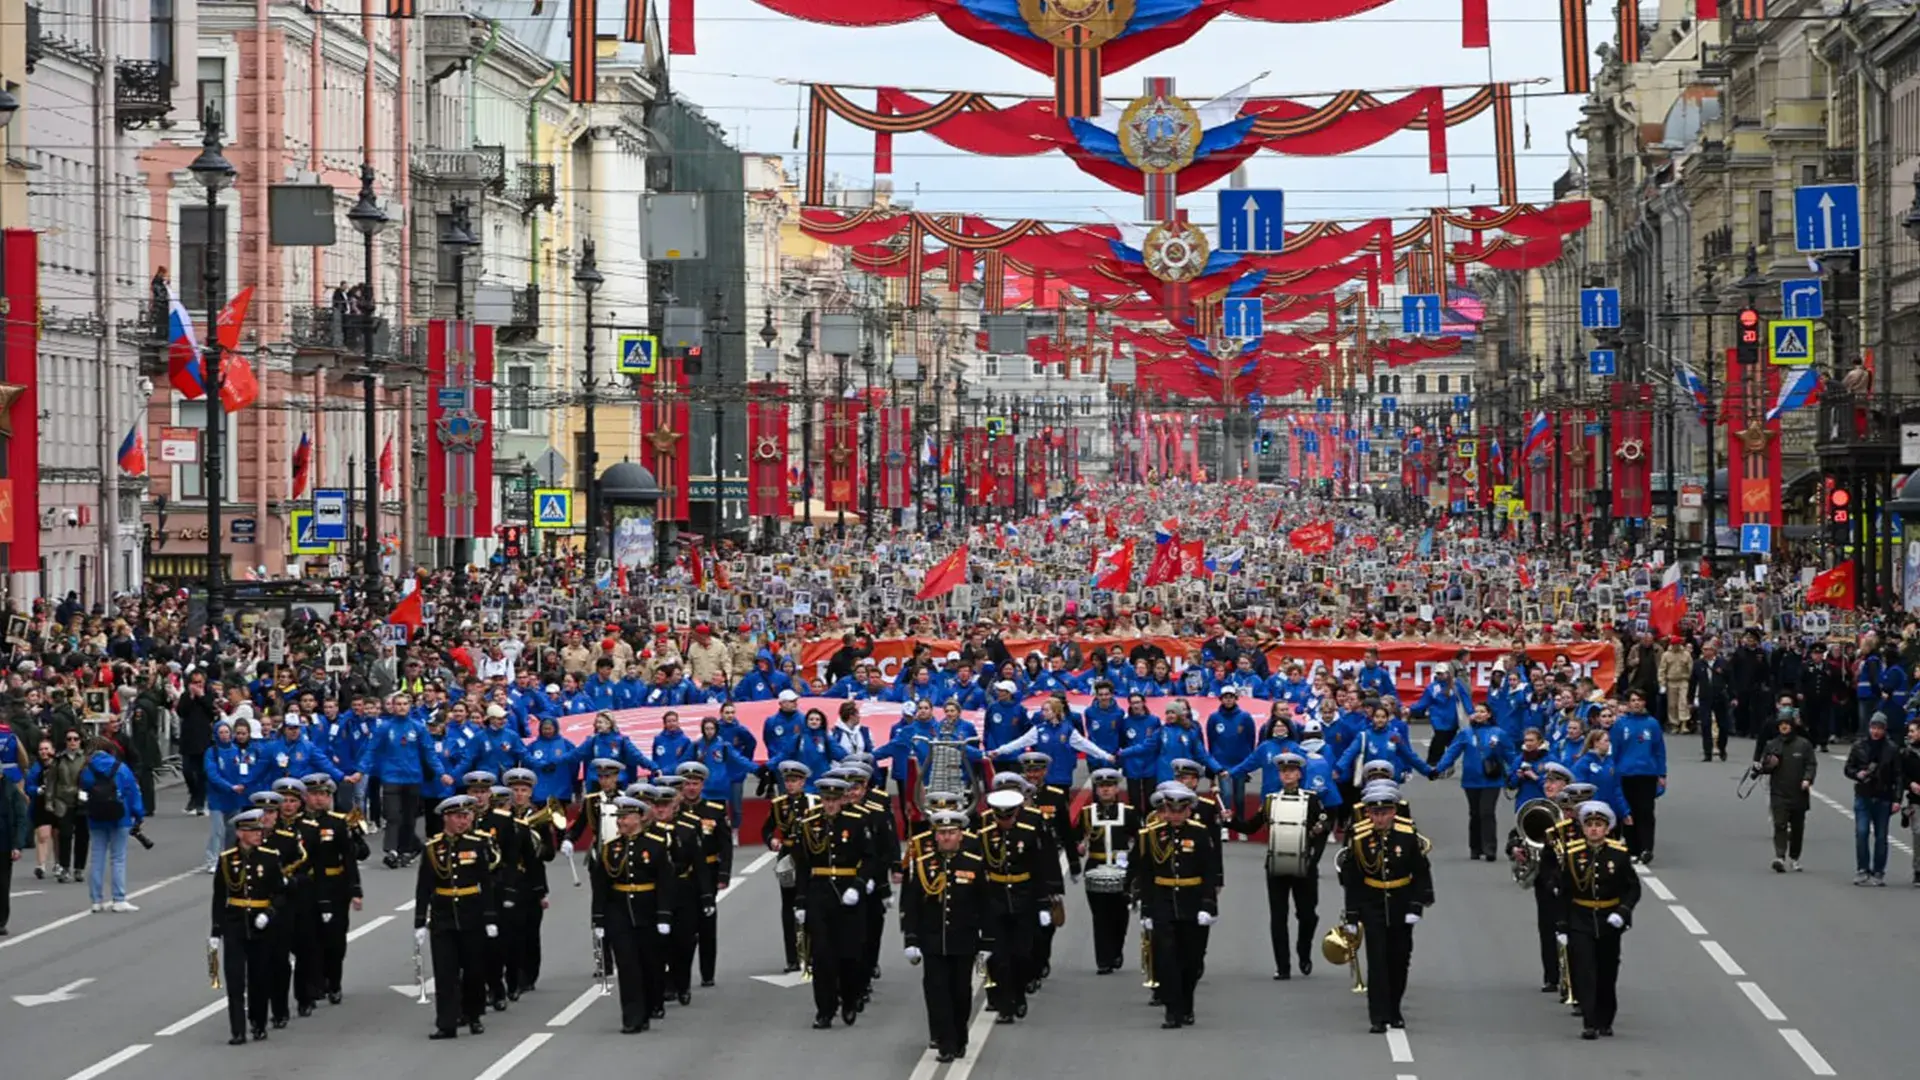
[974,795,1044,1021]
[478,798,527,1009]
[686,790,733,986]
[1338,792,1435,1032]
[255,794,311,1028]
[414,803,500,1038]
[762,773,817,972]
[1231,775,1331,980]
[589,798,670,1033]
[791,778,877,1028]
[662,794,714,1004]
[1557,808,1641,1038]
[1073,782,1140,974]
[211,814,287,1044]
[302,800,367,1004]
[852,778,899,995]
[508,786,561,992]
[1130,794,1221,1028]
[901,813,992,1064]
[1023,764,1077,984]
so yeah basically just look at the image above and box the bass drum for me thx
[1263,791,1314,878]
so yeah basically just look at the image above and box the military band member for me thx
[902,810,992,1063]
[265,780,317,1023]
[461,772,516,1013]
[1558,801,1640,1039]
[1074,769,1140,974]
[640,785,688,1018]
[1130,783,1221,1028]
[1338,781,1434,1033]
[1170,759,1225,834]
[841,761,897,1000]
[675,761,734,988]
[764,761,817,973]
[1229,752,1331,980]
[212,809,287,1045]
[415,794,501,1040]
[590,796,671,1033]
[1351,760,1415,825]
[654,774,711,1007]
[972,786,1040,1021]
[1505,762,1574,992]
[1017,752,1075,984]
[503,768,559,993]
[297,773,366,1006]
[792,775,877,1029]
[561,759,628,864]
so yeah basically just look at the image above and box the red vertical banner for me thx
[822,400,862,513]
[1067,427,1081,483]
[1609,382,1655,519]
[426,319,496,539]
[1726,347,1783,529]
[638,353,692,522]
[1026,434,1048,501]
[746,382,790,518]
[879,405,913,510]
[962,427,988,503]
[1475,429,1493,506]
[990,434,1016,508]
[2,229,40,568]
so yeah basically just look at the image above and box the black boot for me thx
[428,1028,457,1041]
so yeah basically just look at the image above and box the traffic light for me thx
[1735,308,1762,364]
[498,525,525,559]
[1258,429,1273,454]
[1829,485,1851,526]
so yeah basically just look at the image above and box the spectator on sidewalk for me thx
[1844,713,1901,887]
[78,740,145,912]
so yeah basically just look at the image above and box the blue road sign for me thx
[310,489,349,542]
[1794,183,1861,252]
[1217,189,1286,254]
[533,488,575,530]
[1579,288,1621,329]
[1221,296,1263,339]
[1781,278,1824,319]
[1583,422,1603,437]
[1452,394,1472,413]
[1358,439,1371,454]
[1401,294,1441,335]
[1380,396,1398,413]
[1739,523,1773,555]
[1314,397,1334,414]
[1769,320,1813,364]
[1589,349,1616,377]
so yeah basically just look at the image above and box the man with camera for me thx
[1751,699,1816,873]
[1843,713,1901,886]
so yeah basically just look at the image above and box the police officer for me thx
[212,808,286,1045]
[791,774,876,1029]
[414,794,500,1039]
[1229,752,1331,980]
[901,810,991,1063]
[590,795,669,1033]
[1558,800,1640,1039]
[675,761,733,987]
[297,773,367,1005]
[1074,768,1139,974]
[762,760,816,973]
[975,786,1042,1023]
[1337,781,1434,1033]
[1131,783,1220,1028]
[266,779,318,1023]
[503,768,559,993]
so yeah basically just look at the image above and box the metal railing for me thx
[115,59,172,129]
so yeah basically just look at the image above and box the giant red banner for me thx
[879,404,913,509]
[426,319,496,539]
[2,228,39,569]
[990,433,1016,508]
[746,382,790,518]
[961,426,987,503]
[1610,382,1654,519]
[823,400,862,512]
[638,351,691,522]
[1726,347,1783,530]
[1026,434,1048,501]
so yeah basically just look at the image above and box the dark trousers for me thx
[1533,882,1559,985]
[1150,919,1206,1021]
[1620,775,1659,858]
[182,753,207,812]
[515,901,545,988]
[382,786,422,857]
[698,908,719,983]
[57,809,89,871]
[921,951,973,1055]
[862,893,887,985]
[807,905,866,1020]
[983,909,1031,1015]
[1772,802,1808,860]
[667,901,698,995]
[135,767,156,825]
[317,892,350,995]
[1359,913,1414,1025]
[778,886,800,967]
[1127,778,1153,814]
[1264,873,1319,975]
[1425,728,1457,768]
[265,917,294,1019]
[1464,787,1500,859]
[1697,702,1730,756]
[1804,702,1832,749]
[1086,888,1130,969]
[222,932,272,1037]
[1567,928,1621,1030]
[605,911,658,1029]
[1732,696,1763,739]
[1033,916,1056,983]
[429,925,487,1032]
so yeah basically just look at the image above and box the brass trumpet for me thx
[208,939,222,988]
[1322,922,1366,994]
[413,937,429,1005]
[1140,926,1157,990]
[1558,939,1577,1007]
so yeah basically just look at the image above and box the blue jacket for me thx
[692,738,761,789]
[715,719,759,765]
[983,701,1030,765]
[733,667,789,703]
[1355,664,1398,701]
[641,681,695,709]
[580,676,622,712]
[1299,748,1344,810]
[458,726,528,778]
[356,717,446,787]
[260,732,341,787]
[1487,683,1530,741]
[789,729,847,789]
[583,731,648,782]
[1410,679,1472,733]
[1324,711,1368,768]
[1434,723,1513,790]
[1335,727,1433,784]
[875,718,930,783]
[1857,654,1885,700]
[316,715,372,775]
[79,752,145,828]
[651,729,697,774]
[422,733,459,801]
[1266,676,1312,705]
[1227,737,1304,794]
[1571,751,1630,822]
[1117,722,1222,783]
[1611,712,1667,778]
[1506,751,1555,806]
[761,708,804,763]
[1081,700,1128,756]
[993,716,1109,786]
[206,736,260,813]
[523,735,583,803]
[508,686,556,731]
[1205,706,1258,766]
[1117,713,1162,779]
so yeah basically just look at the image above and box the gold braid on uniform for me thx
[605,835,634,877]
[1142,820,1176,865]
[800,814,831,857]
[1568,839,1598,894]
[980,823,1008,872]
[426,835,456,881]
[1351,827,1387,879]
[219,851,248,894]
[913,850,948,898]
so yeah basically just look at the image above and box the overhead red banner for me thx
[747,382,790,518]
[426,319,496,539]
[1026,434,1048,502]
[638,352,692,522]
[962,426,988,504]
[880,404,914,509]
[990,433,1017,508]
[1726,347,1783,529]
[2,229,40,570]
[822,400,862,513]
[1609,382,1654,520]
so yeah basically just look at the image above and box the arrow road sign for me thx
[1380,396,1397,412]
[311,489,349,542]
[1579,288,1620,329]
[1217,188,1285,254]
[14,978,94,1007]
[1739,523,1773,555]
[1795,183,1861,252]
[1401,294,1441,335]
[1221,296,1263,339]
[1781,278,1824,319]
[1769,319,1815,365]
[1589,349,1616,377]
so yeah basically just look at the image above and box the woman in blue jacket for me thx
[1226,711,1304,798]
[77,743,145,912]
[1571,729,1631,826]
[581,711,648,783]
[1433,705,1516,861]
[523,717,584,805]
[202,720,254,871]
[790,709,847,791]
[691,716,762,795]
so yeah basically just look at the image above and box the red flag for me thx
[916,543,970,601]
[1808,561,1857,610]
[220,354,260,412]
[1232,515,1250,536]
[290,432,312,499]
[1103,514,1119,541]
[1649,582,1686,638]
[387,588,423,634]
[215,285,254,352]
[1516,555,1535,589]
[690,544,707,591]
[1091,538,1134,591]
[1179,538,1208,579]
[1288,520,1335,554]
[1142,535,1182,586]
[379,435,396,492]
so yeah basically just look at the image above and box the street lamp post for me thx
[706,291,730,538]
[860,340,876,540]
[439,197,481,571]
[797,313,815,529]
[952,378,967,528]
[1696,259,1721,574]
[189,106,237,626]
[347,162,389,598]
[573,239,604,559]
[758,305,778,549]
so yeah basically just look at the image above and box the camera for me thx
[129,825,155,851]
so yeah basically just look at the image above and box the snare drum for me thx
[773,853,797,889]
[1263,791,1313,878]
[1084,865,1127,894]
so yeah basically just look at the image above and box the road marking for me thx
[1385,1028,1414,1062]
[1780,1028,1837,1075]
[60,1045,150,1080]
[395,899,416,911]
[127,869,202,900]
[546,984,604,1027]
[10,889,43,897]
[347,914,394,941]
[741,850,776,875]
[1669,905,1707,936]
[13,977,96,1007]
[944,992,1001,1080]
[1810,783,1912,854]
[475,1033,552,1080]
[1701,940,1746,977]
[1738,981,1787,1022]
[1638,873,1675,901]
[750,971,808,988]
[0,868,201,951]
[155,1000,225,1037]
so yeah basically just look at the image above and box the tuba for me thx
[1321,923,1366,994]
[1511,798,1562,888]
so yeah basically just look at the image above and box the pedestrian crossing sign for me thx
[617,333,659,376]
[288,509,334,555]
[984,415,1008,437]
[533,488,575,530]
[1768,319,1814,365]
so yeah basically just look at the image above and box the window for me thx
[173,399,238,501]
[1,82,16,162]
[1030,356,1047,377]
[151,0,175,72]
[506,365,532,431]
[178,204,228,312]
[1757,189,1774,242]
[1080,394,1093,416]
[1459,375,1471,394]
[982,354,1000,377]
[1415,374,1428,395]
[1437,375,1450,394]
[196,57,225,128]
[1801,164,1818,186]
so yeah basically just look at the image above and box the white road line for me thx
[10,889,44,897]
[126,869,202,901]
[1700,940,1746,977]
[1638,873,1676,902]
[1385,1028,1414,1062]
[395,899,416,911]
[906,1051,943,1080]
[1780,1028,1838,1076]
[60,1044,150,1080]
[547,983,606,1027]
[741,850,776,875]
[1395,1075,1418,1080]
[347,914,394,942]
[1669,905,1708,936]
[474,1033,552,1080]
[0,869,202,951]
[155,1000,225,1037]
[1809,787,1913,853]
[1738,981,1788,1022]
[944,994,1003,1080]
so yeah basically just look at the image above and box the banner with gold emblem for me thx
[747,382,790,518]
[638,352,692,522]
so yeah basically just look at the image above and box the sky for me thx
[666,0,1592,229]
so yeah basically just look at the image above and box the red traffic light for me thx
[1738,308,1760,327]
[1831,488,1851,508]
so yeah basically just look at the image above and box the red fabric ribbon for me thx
[669,0,695,54]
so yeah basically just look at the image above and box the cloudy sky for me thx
[668,0,1593,228]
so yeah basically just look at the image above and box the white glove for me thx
[1343,923,1358,937]
[978,951,992,964]
[503,900,515,909]
[794,908,807,926]
[865,878,875,895]
[593,927,605,941]
[841,887,860,907]
[1404,912,1421,926]
[560,840,575,858]
[1555,932,1568,946]
[880,898,892,914]
[254,913,269,930]
[1196,911,1215,927]
[414,927,428,948]
[1606,912,1625,929]
[1140,917,1154,931]
[77,790,88,803]
[208,936,222,952]
[321,912,332,924]
[904,946,923,965]
[485,924,499,938]
[1038,909,1052,928]
[657,922,672,935]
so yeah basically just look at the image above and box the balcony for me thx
[423,13,489,78]
[515,162,556,216]
[24,4,41,73]
[1814,390,1900,471]
[499,285,540,345]
[115,59,172,130]
[290,306,389,356]
[411,144,506,193]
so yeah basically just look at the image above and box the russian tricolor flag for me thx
[166,285,206,399]
[1521,411,1551,460]
[1766,365,1822,422]
[1677,361,1711,421]
[116,425,146,475]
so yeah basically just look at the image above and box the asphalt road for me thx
[2,741,1914,1080]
